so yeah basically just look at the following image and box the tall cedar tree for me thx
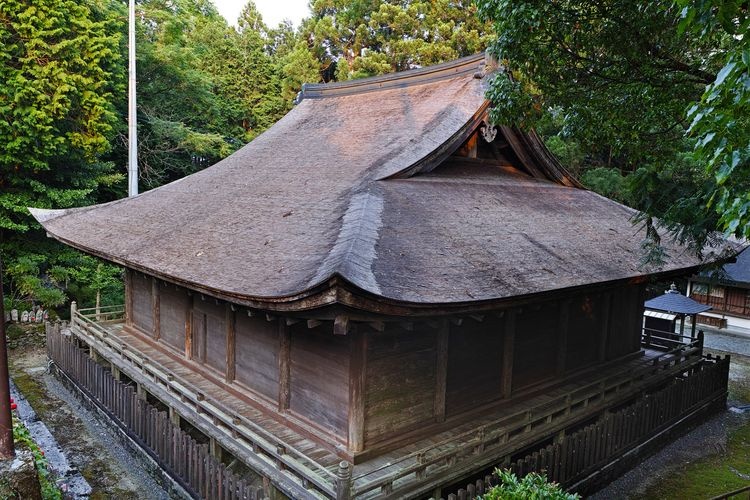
[299,0,491,81]
[0,0,125,308]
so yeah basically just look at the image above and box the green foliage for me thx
[476,1,723,163]
[481,470,579,500]
[13,417,63,499]
[0,0,124,233]
[68,257,123,309]
[134,0,289,188]
[581,168,628,204]
[0,0,126,309]
[677,1,750,238]
[303,0,491,81]
[475,0,739,252]
[280,40,323,102]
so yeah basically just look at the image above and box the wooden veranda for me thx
[44,304,729,499]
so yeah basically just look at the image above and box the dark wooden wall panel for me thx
[364,325,436,445]
[130,273,153,334]
[445,317,504,417]
[565,294,601,370]
[512,303,558,391]
[607,285,643,360]
[289,324,349,437]
[235,314,280,401]
[159,285,189,352]
[194,299,226,375]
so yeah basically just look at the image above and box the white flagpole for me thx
[128,0,138,197]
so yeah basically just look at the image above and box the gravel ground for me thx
[703,328,750,357]
[9,342,171,499]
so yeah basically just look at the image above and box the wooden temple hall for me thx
[34,54,733,499]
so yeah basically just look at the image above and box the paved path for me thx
[702,328,750,357]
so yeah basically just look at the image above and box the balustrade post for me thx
[335,460,352,500]
[697,330,704,353]
[70,301,77,328]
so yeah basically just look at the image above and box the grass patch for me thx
[6,324,26,342]
[633,419,750,499]
[10,372,53,421]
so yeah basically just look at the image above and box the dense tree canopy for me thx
[300,0,491,81]
[0,0,125,307]
[475,0,749,248]
[134,0,287,187]
[678,1,750,237]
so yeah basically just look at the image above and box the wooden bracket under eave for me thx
[334,315,349,335]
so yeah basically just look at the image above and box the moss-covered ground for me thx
[631,352,750,499]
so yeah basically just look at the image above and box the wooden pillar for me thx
[278,320,291,411]
[112,365,121,381]
[70,301,77,328]
[556,300,570,375]
[151,278,160,340]
[209,438,223,461]
[691,314,697,340]
[348,326,367,452]
[169,406,180,427]
[501,309,516,399]
[185,296,193,359]
[433,320,449,423]
[136,383,147,401]
[636,284,648,352]
[599,293,612,362]
[226,305,235,383]
[124,269,132,326]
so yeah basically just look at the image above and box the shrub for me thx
[481,469,579,500]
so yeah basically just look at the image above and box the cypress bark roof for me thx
[30,54,732,314]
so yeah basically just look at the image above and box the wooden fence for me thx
[436,355,730,499]
[47,324,267,500]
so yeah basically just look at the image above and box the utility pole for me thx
[128,0,138,197]
[0,260,15,459]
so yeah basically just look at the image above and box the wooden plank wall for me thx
[158,284,190,353]
[446,317,504,417]
[607,285,643,360]
[125,272,354,444]
[565,294,601,370]
[123,271,651,456]
[193,298,227,374]
[289,322,350,436]
[130,272,153,334]
[235,313,279,401]
[512,302,558,391]
[364,324,437,446]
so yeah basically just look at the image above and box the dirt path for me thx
[9,339,171,500]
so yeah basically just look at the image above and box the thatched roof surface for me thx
[30,54,727,314]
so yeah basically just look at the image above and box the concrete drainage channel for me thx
[10,376,92,498]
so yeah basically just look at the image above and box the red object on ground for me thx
[10,403,16,411]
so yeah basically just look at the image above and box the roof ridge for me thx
[297,53,486,101]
